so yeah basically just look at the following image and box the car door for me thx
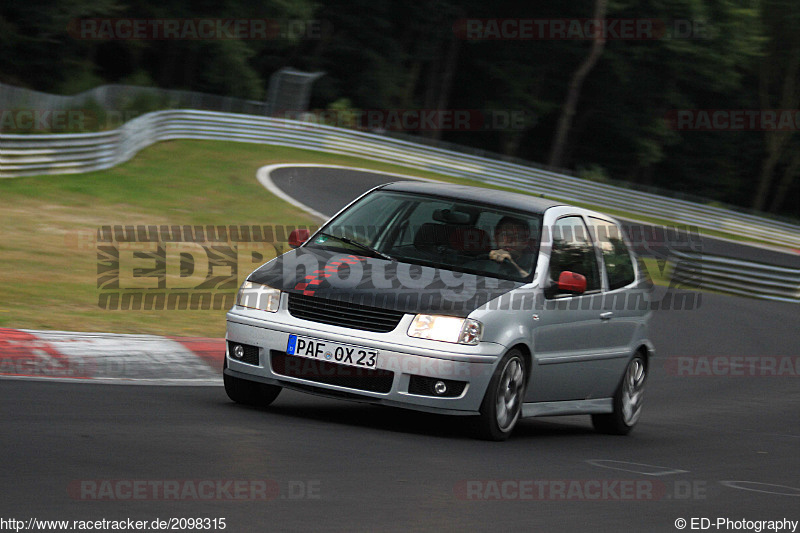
[528,214,606,402]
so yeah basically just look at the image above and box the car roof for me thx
[378,181,564,215]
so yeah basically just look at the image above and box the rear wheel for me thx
[224,359,281,407]
[592,354,646,435]
[474,349,526,441]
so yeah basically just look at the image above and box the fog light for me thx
[434,381,447,395]
[233,345,244,359]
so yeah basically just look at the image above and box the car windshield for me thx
[305,189,542,281]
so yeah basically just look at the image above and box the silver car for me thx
[224,182,654,440]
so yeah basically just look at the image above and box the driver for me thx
[489,216,534,278]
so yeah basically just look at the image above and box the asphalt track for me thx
[1,167,798,532]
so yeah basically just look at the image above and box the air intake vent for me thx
[287,293,405,333]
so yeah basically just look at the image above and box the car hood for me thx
[248,247,524,318]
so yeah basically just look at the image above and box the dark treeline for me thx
[1,0,797,219]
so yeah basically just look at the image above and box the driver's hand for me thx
[489,249,529,277]
[489,249,512,263]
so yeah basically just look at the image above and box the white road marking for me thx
[719,481,800,496]
[586,459,689,476]
[255,163,437,221]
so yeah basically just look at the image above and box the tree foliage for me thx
[0,0,796,218]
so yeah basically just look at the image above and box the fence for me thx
[0,82,267,116]
[1,108,798,302]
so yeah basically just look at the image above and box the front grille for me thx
[287,293,405,333]
[227,341,260,365]
[271,351,394,393]
[408,375,467,398]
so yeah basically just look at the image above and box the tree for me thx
[752,0,800,213]
[548,0,608,168]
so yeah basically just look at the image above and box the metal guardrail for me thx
[1,108,799,304]
[2,109,799,248]
[669,250,800,303]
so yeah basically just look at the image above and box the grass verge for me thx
[0,139,740,336]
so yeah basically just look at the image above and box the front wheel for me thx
[592,354,647,435]
[474,349,527,441]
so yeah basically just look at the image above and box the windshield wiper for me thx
[316,232,394,261]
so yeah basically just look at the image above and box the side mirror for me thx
[557,271,587,294]
[288,229,311,249]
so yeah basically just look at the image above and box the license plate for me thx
[286,335,379,369]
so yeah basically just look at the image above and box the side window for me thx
[589,217,636,290]
[548,216,601,292]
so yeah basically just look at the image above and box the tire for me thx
[474,349,527,441]
[223,359,281,407]
[592,353,647,435]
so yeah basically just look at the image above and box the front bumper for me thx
[225,305,506,415]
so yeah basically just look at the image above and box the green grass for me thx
[0,140,486,336]
[0,139,751,336]
[640,257,672,287]
[0,141,446,215]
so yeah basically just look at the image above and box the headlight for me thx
[407,315,483,345]
[237,281,280,313]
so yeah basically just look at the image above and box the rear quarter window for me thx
[589,217,636,290]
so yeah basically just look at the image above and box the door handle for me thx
[600,312,614,320]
